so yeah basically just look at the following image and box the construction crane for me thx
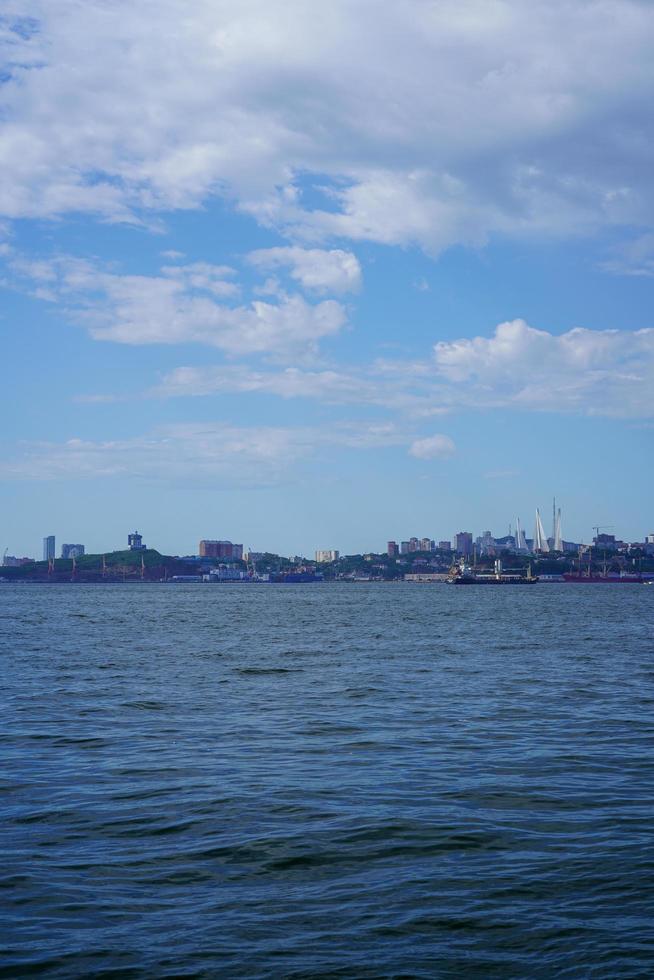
[592,524,614,540]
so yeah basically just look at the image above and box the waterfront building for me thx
[205,567,248,581]
[61,544,85,559]
[315,550,339,563]
[199,540,243,559]
[43,536,55,561]
[128,531,146,551]
[454,532,473,557]
[387,541,399,557]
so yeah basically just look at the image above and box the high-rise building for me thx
[128,531,146,551]
[409,537,419,552]
[61,544,85,559]
[43,536,55,561]
[593,533,617,550]
[199,540,243,559]
[478,531,495,554]
[438,541,452,552]
[454,532,473,556]
[387,541,399,557]
[400,541,410,554]
[315,550,339,563]
[420,537,432,552]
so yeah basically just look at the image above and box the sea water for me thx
[2,583,653,977]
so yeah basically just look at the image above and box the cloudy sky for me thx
[2,0,653,556]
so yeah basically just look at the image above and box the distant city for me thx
[3,498,654,584]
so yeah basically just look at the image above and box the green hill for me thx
[0,549,192,582]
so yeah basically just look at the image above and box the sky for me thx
[1,0,653,558]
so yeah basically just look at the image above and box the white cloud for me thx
[248,247,361,293]
[77,316,654,421]
[4,251,348,356]
[153,364,442,412]
[161,261,239,298]
[601,234,654,277]
[0,426,301,484]
[85,285,346,355]
[1,1,654,252]
[156,365,368,400]
[0,419,410,483]
[148,317,654,420]
[408,434,456,459]
[433,319,654,417]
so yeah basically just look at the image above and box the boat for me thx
[448,558,539,585]
[562,554,651,583]
[268,571,324,584]
[562,572,649,583]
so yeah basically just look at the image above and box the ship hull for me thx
[452,577,538,585]
[562,576,647,584]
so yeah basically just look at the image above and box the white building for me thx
[315,550,339,563]
[61,544,85,559]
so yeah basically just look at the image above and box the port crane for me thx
[246,547,257,580]
[591,524,615,577]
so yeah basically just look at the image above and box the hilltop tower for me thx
[128,531,146,551]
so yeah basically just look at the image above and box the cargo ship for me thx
[562,572,651,583]
[448,559,538,585]
[563,556,652,583]
[267,571,324,584]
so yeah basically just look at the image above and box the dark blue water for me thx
[1,583,653,978]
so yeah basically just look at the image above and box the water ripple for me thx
[1,582,653,977]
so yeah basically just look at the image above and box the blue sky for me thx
[1,0,653,557]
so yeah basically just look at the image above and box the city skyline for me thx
[1,2,653,556]
[7,509,653,565]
